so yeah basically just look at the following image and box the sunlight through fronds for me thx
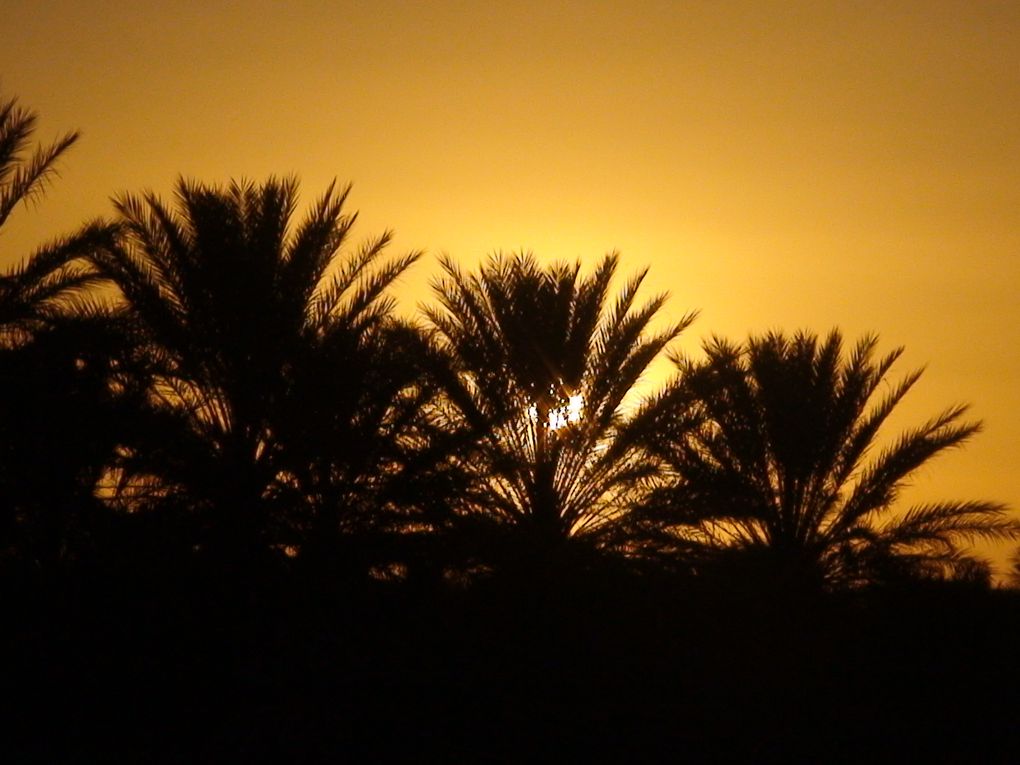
[425,250,695,559]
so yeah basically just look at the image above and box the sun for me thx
[529,392,584,431]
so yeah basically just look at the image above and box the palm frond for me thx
[879,501,1020,548]
[839,405,979,527]
[0,94,79,227]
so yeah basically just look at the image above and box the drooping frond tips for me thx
[881,501,1020,548]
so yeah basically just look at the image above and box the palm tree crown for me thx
[424,251,694,565]
[89,176,424,561]
[641,329,1018,589]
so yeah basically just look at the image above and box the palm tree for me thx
[88,176,427,570]
[0,93,126,567]
[423,251,694,574]
[638,329,1019,590]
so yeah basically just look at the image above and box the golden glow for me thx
[2,1,1018,573]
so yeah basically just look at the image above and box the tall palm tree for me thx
[639,329,1019,590]
[424,251,694,573]
[88,176,427,568]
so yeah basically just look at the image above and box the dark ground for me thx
[4,561,1019,763]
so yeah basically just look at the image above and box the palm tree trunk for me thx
[530,401,564,543]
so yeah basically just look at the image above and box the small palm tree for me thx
[89,176,425,567]
[639,329,1018,590]
[424,251,694,573]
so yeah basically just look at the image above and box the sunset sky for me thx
[3,1,1018,571]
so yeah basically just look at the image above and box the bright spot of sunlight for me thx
[528,393,584,431]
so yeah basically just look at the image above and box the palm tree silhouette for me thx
[0,93,126,566]
[639,330,1018,590]
[424,251,694,574]
[89,177,425,568]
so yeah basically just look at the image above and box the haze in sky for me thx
[3,0,1018,571]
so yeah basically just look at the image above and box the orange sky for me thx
[3,1,1019,573]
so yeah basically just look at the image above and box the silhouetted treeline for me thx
[3,94,1020,760]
